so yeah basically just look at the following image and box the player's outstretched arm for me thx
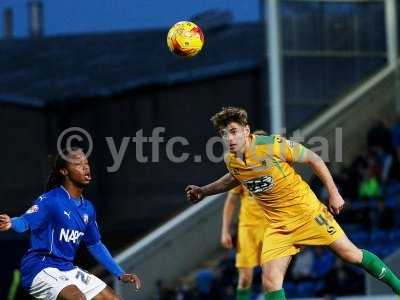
[0,214,29,233]
[302,149,344,215]
[186,173,240,204]
[0,214,11,231]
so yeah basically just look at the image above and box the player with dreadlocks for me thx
[0,148,141,300]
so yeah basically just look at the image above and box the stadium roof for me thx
[0,22,264,107]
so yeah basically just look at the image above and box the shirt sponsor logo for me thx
[59,228,84,244]
[244,175,274,194]
[26,205,39,214]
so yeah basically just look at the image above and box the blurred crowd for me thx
[156,119,400,300]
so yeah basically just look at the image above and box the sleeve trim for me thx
[255,135,275,145]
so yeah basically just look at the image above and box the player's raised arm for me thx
[301,148,344,215]
[0,214,30,233]
[0,194,52,233]
[186,173,240,204]
[0,214,11,231]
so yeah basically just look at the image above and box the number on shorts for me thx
[314,214,336,235]
[75,270,91,285]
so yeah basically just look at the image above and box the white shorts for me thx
[30,267,107,300]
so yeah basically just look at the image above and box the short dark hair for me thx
[210,107,248,132]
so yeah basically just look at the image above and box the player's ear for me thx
[60,168,68,176]
[244,125,250,136]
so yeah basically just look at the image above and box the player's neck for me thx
[236,136,252,159]
[62,181,84,199]
[243,136,252,155]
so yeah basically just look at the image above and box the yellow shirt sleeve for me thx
[224,152,241,180]
[272,135,306,163]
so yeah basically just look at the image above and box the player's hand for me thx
[0,214,11,231]
[120,273,142,291]
[185,185,204,204]
[221,231,233,249]
[328,192,345,215]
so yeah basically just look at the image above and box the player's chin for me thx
[82,179,91,185]
[229,147,238,153]
[76,178,91,188]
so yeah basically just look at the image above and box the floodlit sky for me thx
[0,0,260,37]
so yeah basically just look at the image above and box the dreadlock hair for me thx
[46,147,82,192]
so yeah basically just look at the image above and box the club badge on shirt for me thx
[83,214,89,224]
[288,140,296,148]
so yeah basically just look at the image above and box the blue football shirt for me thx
[20,186,101,290]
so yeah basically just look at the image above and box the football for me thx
[167,21,204,57]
